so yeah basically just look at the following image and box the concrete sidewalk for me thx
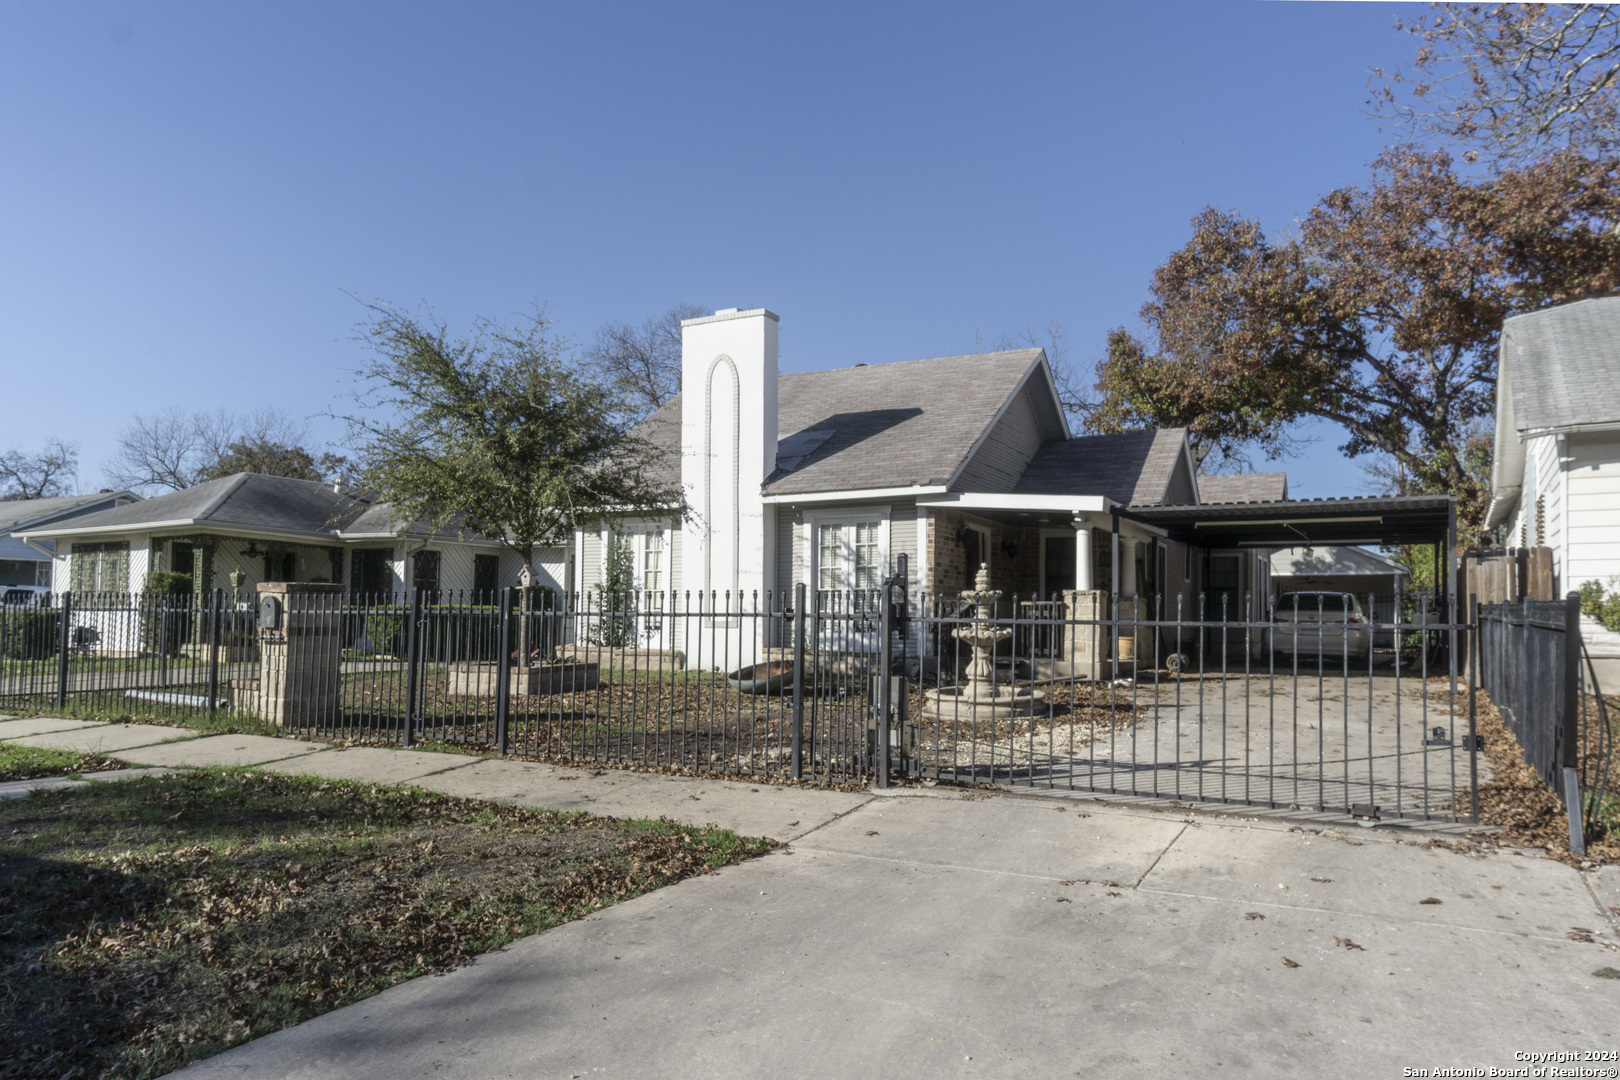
[5,716,1620,1077]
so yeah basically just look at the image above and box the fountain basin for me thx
[922,685,1046,720]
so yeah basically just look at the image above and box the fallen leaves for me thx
[1419,897,1443,905]
[1463,688,1619,866]
[1334,937,1364,951]
[1,770,771,1080]
[1245,912,1265,921]
[1281,957,1299,968]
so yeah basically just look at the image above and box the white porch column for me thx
[1073,515,1093,591]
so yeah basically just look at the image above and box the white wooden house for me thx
[1486,296,1620,676]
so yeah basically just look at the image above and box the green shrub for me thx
[0,610,60,661]
[1578,580,1620,633]
[359,611,405,656]
[141,572,193,655]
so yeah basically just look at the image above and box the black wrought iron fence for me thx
[1477,594,1614,850]
[0,590,258,721]
[3,582,1497,825]
[260,585,891,784]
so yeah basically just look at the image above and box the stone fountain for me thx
[923,563,1044,719]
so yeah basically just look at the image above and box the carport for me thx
[1118,492,1458,631]
[912,493,1477,822]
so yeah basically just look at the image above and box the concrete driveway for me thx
[180,790,1620,1080]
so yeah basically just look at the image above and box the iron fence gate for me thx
[913,590,1479,822]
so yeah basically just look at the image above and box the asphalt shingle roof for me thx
[0,492,135,533]
[630,350,1047,497]
[23,474,377,538]
[1501,296,1620,434]
[1197,472,1288,504]
[1013,429,1188,505]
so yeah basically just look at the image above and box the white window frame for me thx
[803,507,892,598]
[598,521,673,602]
[802,507,892,652]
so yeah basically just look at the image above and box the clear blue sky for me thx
[0,1,1430,497]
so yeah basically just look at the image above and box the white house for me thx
[21,472,570,603]
[573,306,1278,666]
[1486,296,1620,670]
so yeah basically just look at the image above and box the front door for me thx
[1207,555,1241,620]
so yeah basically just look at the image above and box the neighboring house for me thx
[20,472,570,605]
[0,491,141,587]
[1486,296,1620,667]
[1203,474,1414,619]
[1270,546,1410,609]
[1197,473,1288,505]
[576,306,1276,661]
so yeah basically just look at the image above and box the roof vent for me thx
[715,307,740,315]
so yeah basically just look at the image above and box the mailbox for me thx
[258,595,283,631]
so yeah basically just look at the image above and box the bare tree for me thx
[1373,3,1620,167]
[582,302,707,421]
[0,437,78,500]
[104,407,322,493]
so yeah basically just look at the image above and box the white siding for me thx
[1566,431,1620,588]
[952,385,1047,493]
[492,548,566,593]
[889,498,918,578]
[775,508,801,600]
[128,540,152,594]
[668,527,682,597]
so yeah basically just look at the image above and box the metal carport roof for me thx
[1123,494,1455,548]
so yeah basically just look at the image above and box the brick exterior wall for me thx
[924,509,1044,604]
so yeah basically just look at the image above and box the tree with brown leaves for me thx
[1374,3,1620,168]
[1091,147,1620,539]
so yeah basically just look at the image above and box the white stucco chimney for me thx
[680,307,779,605]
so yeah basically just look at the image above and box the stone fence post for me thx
[255,581,342,729]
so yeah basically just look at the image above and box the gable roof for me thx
[0,491,139,534]
[1013,429,1190,505]
[768,349,1050,495]
[19,474,378,541]
[1270,545,1409,579]
[630,349,1052,497]
[1197,472,1288,504]
[1500,296,1620,436]
[1489,296,1620,526]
